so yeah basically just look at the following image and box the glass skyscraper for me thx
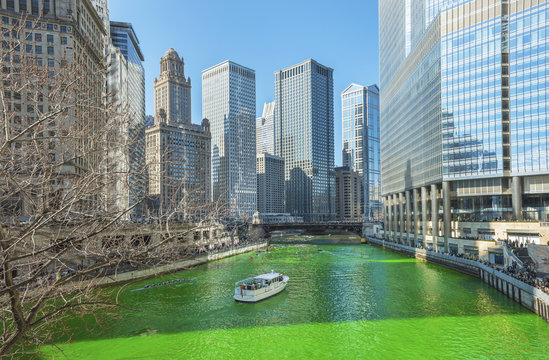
[256,102,275,155]
[106,21,146,219]
[202,61,257,218]
[274,59,335,222]
[341,84,381,221]
[380,0,549,250]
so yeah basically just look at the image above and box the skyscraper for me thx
[274,59,335,222]
[107,21,146,219]
[335,167,363,222]
[256,153,285,214]
[202,61,257,218]
[341,83,381,221]
[380,0,549,250]
[154,49,191,126]
[92,0,110,37]
[256,102,275,155]
[146,49,211,220]
[0,0,107,217]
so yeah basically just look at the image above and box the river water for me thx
[45,243,549,359]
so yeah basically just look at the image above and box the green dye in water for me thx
[42,244,549,359]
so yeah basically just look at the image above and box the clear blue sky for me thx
[109,0,380,166]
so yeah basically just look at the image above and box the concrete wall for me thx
[94,242,268,288]
[378,230,499,260]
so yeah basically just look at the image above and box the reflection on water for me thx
[46,244,549,359]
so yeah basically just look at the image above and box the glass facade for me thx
[109,21,146,218]
[441,10,504,179]
[274,59,335,222]
[256,102,275,155]
[341,84,381,221]
[202,61,257,218]
[380,0,442,195]
[509,3,549,175]
[380,0,549,223]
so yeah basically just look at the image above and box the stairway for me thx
[514,247,532,265]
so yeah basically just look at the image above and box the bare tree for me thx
[0,17,227,358]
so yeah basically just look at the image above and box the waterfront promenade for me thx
[93,242,268,288]
[366,236,549,323]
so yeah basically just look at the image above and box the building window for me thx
[35,45,42,54]
[31,0,39,15]
[47,34,53,43]
[47,46,53,55]
[43,0,50,15]
[61,36,67,45]
[35,33,41,41]
[19,0,27,13]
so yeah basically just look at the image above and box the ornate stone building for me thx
[146,49,211,220]
[154,48,191,126]
[0,0,107,217]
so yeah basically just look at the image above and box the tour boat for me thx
[234,271,289,303]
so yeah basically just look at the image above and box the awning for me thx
[507,230,539,235]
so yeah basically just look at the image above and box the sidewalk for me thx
[95,242,268,288]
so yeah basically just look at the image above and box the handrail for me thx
[502,241,524,268]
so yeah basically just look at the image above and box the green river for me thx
[44,243,549,359]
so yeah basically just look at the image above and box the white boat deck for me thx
[234,271,289,303]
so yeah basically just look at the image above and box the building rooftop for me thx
[202,60,255,74]
[275,58,334,74]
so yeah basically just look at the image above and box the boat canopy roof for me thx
[235,271,282,285]
[254,272,282,280]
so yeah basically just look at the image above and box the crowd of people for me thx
[437,246,549,296]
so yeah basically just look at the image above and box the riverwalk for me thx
[366,237,549,323]
[94,242,268,288]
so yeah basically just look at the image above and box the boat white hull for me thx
[234,276,289,303]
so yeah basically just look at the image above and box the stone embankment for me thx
[96,242,268,288]
[366,237,549,323]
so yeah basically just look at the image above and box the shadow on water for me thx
[52,243,539,348]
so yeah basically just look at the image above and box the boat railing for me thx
[235,278,255,286]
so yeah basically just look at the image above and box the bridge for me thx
[253,222,364,237]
